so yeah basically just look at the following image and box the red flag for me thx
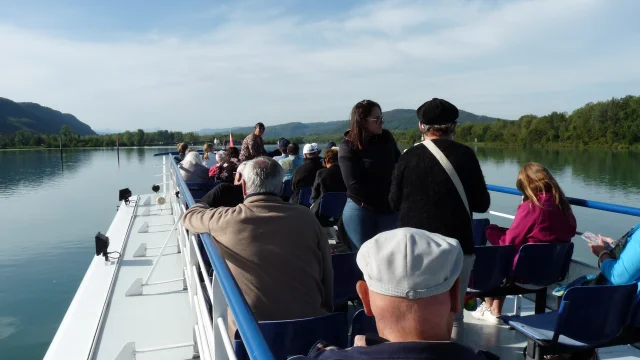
[229,132,234,147]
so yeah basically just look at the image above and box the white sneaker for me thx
[471,303,501,325]
[471,302,489,320]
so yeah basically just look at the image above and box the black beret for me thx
[417,98,459,125]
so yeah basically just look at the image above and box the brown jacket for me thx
[182,194,334,331]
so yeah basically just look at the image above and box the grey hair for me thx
[420,123,457,137]
[215,151,227,163]
[242,156,285,195]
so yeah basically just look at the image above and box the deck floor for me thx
[93,196,194,360]
[463,296,639,360]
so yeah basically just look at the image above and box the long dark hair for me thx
[346,100,381,150]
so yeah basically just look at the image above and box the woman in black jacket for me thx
[339,100,401,250]
[389,98,490,344]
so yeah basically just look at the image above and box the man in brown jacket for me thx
[182,156,334,335]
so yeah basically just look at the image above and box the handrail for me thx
[154,150,204,156]
[486,184,640,217]
[169,158,275,360]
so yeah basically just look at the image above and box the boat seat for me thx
[469,243,573,314]
[317,192,348,228]
[281,179,293,201]
[472,218,490,246]
[350,309,377,346]
[502,283,638,359]
[297,186,313,207]
[233,312,349,360]
[468,245,515,292]
[186,181,219,202]
[332,252,363,307]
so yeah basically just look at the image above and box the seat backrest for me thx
[234,313,349,360]
[469,245,515,292]
[472,218,490,246]
[187,181,218,201]
[319,192,348,219]
[555,283,638,346]
[281,179,293,198]
[630,295,640,329]
[332,252,363,306]
[298,186,313,207]
[512,243,574,286]
[350,309,378,346]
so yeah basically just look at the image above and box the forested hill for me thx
[198,108,501,138]
[0,97,95,135]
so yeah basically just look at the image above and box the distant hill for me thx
[198,108,503,138]
[0,97,95,135]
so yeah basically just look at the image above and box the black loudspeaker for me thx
[119,188,132,205]
[95,232,110,260]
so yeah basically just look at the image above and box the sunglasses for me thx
[367,116,384,125]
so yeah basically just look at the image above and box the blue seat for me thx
[281,179,293,200]
[331,252,363,306]
[187,181,218,202]
[233,312,348,360]
[512,243,574,287]
[472,218,490,246]
[503,283,638,359]
[350,309,377,346]
[469,245,515,292]
[297,186,313,207]
[318,192,347,220]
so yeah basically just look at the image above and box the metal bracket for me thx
[133,243,178,257]
[113,341,194,360]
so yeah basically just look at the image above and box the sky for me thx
[1,0,639,132]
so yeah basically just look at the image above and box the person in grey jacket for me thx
[179,151,211,183]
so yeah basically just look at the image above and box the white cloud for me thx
[0,0,638,131]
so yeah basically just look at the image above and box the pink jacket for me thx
[486,193,576,267]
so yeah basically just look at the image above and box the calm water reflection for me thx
[0,146,638,359]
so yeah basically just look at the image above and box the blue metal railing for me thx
[169,157,275,360]
[487,184,640,218]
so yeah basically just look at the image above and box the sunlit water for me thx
[0,146,638,359]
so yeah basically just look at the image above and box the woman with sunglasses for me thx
[339,100,401,251]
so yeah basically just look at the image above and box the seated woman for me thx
[311,147,346,201]
[588,223,640,294]
[473,162,576,324]
[202,143,216,168]
[174,142,189,163]
[208,151,228,179]
[201,163,246,208]
[179,151,212,183]
[215,146,240,183]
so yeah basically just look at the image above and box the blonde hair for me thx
[516,162,572,216]
[203,143,213,161]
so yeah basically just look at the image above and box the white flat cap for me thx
[356,228,463,300]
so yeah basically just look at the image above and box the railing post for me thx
[212,274,231,360]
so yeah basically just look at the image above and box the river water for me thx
[0,146,638,359]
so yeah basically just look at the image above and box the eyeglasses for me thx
[367,116,384,124]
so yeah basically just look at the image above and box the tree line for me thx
[1,95,638,150]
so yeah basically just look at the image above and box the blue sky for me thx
[1,0,639,132]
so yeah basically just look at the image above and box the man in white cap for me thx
[291,143,323,204]
[303,228,495,360]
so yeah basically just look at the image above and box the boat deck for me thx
[93,196,193,360]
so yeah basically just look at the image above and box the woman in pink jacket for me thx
[473,162,576,324]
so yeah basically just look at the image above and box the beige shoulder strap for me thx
[421,140,471,217]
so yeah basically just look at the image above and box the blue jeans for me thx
[342,198,398,251]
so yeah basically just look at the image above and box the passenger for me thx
[279,143,304,181]
[179,151,211,183]
[182,156,333,335]
[208,151,228,179]
[239,122,266,162]
[301,228,495,360]
[174,142,189,163]
[475,162,577,324]
[339,100,401,251]
[215,147,240,183]
[291,143,323,204]
[388,98,490,343]
[588,224,640,294]
[311,147,346,202]
[200,163,246,208]
[273,138,291,161]
[202,143,216,168]
[324,141,337,151]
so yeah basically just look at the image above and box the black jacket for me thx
[389,139,490,254]
[339,130,400,212]
[200,183,244,208]
[311,165,347,201]
[292,157,324,204]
